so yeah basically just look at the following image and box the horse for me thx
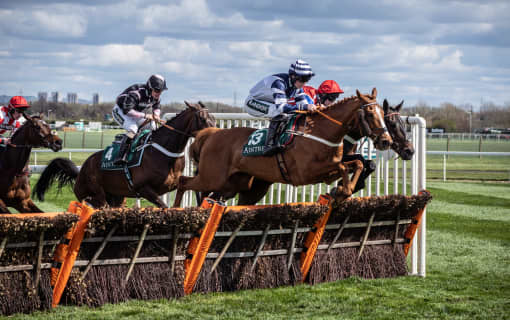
[173,88,393,207]
[0,113,63,213]
[33,102,215,208]
[382,99,414,160]
[192,98,416,206]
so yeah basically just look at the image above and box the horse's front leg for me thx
[13,199,44,213]
[342,159,364,195]
[136,186,168,208]
[0,199,11,213]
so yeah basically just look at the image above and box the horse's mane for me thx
[166,108,190,125]
[309,95,359,114]
[10,115,42,140]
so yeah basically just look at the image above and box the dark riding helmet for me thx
[288,59,315,84]
[147,74,168,92]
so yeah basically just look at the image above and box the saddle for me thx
[100,129,152,170]
[242,114,301,157]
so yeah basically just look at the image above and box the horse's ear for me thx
[383,99,389,114]
[184,101,193,108]
[371,87,377,98]
[396,100,404,112]
[356,89,361,98]
[23,112,34,123]
[198,101,208,109]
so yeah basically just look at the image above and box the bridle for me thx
[7,118,57,149]
[155,108,214,138]
[384,111,411,158]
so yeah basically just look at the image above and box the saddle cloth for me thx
[100,129,151,170]
[242,115,300,157]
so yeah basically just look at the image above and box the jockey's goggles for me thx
[295,74,313,83]
[320,93,340,102]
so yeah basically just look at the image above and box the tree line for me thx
[30,100,510,132]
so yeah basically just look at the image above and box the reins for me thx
[155,119,194,138]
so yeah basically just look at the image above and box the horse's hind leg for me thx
[238,179,272,205]
[136,186,167,208]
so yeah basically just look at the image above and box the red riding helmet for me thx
[317,80,344,94]
[8,96,30,112]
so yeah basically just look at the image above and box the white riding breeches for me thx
[112,105,155,135]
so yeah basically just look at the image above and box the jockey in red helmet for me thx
[317,80,344,106]
[0,96,30,145]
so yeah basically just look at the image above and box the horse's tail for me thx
[33,158,79,201]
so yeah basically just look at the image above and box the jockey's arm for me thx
[271,80,306,114]
[152,104,161,122]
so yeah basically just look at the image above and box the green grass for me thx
[5,181,509,319]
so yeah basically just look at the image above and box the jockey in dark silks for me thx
[244,59,317,156]
[111,74,168,165]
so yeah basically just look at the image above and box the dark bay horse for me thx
[0,114,63,213]
[33,102,215,208]
[382,99,414,160]
[173,88,393,206]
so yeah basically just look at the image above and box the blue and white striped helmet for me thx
[289,59,315,77]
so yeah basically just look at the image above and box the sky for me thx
[1,0,509,109]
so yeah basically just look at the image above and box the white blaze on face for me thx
[375,104,387,130]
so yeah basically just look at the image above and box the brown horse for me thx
[33,102,215,208]
[173,88,392,206]
[0,114,63,213]
[194,98,416,205]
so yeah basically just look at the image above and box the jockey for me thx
[244,59,316,156]
[316,80,344,106]
[112,74,167,165]
[0,96,30,145]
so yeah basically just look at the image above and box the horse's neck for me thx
[152,117,190,153]
[308,100,360,143]
[1,129,32,173]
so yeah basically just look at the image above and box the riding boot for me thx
[262,114,287,156]
[113,135,132,166]
[353,159,376,193]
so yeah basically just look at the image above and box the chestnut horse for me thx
[191,98,415,206]
[0,114,63,213]
[33,102,215,208]
[173,88,392,207]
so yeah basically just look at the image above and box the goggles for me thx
[295,74,313,83]
[320,93,340,102]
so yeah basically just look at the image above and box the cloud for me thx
[0,6,87,38]
[78,44,147,66]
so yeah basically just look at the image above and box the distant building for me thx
[38,92,48,102]
[51,92,59,103]
[67,92,78,104]
[92,93,100,105]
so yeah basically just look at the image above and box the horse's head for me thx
[383,99,414,160]
[19,113,63,151]
[182,101,216,135]
[355,88,392,150]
